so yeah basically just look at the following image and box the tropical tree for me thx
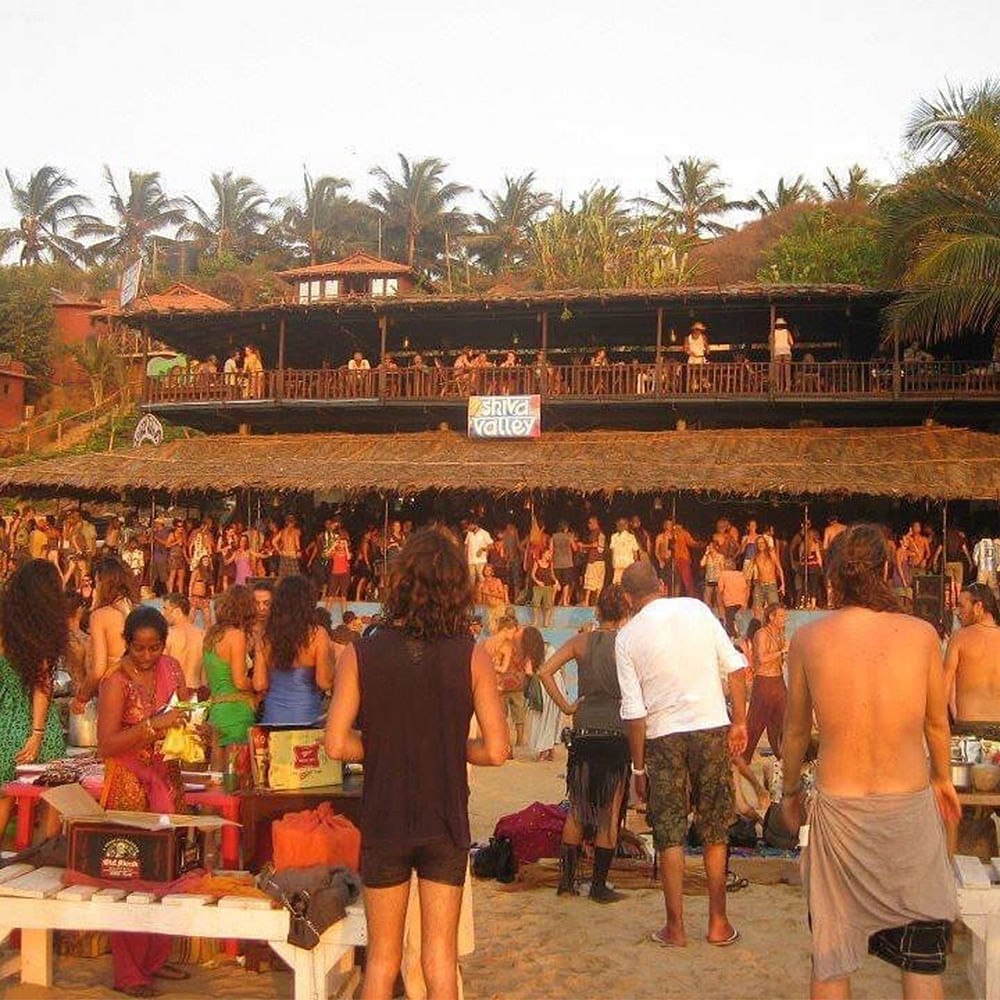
[65,334,125,407]
[75,167,187,265]
[0,166,97,265]
[634,157,747,238]
[0,265,55,377]
[180,171,272,259]
[368,154,470,270]
[883,79,1000,344]
[277,168,366,264]
[821,164,883,203]
[748,175,819,216]
[465,172,551,274]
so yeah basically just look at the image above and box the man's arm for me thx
[925,630,961,826]
[943,632,961,721]
[324,643,364,762]
[538,635,582,716]
[615,632,648,797]
[780,633,813,831]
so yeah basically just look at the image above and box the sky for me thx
[0,0,997,233]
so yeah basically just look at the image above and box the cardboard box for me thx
[247,726,343,790]
[42,783,236,884]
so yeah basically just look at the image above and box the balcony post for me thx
[539,310,548,398]
[892,326,901,399]
[655,307,663,397]
[277,317,286,400]
[141,324,150,404]
[378,314,389,400]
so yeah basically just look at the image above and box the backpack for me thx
[471,835,517,882]
[762,803,801,851]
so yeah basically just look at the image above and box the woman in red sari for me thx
[97,606,190,997]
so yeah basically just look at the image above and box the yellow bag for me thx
[160,724,206,764]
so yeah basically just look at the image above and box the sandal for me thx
[649,929,686,948]
[154,964,190,981]
[707,928,741,947]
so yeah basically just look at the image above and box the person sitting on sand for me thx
[539,584,631,903]
[781,523,959,998]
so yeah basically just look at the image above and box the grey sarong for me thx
[803,785,957,981]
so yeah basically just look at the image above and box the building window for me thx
[385,278,398,297]
[323,279,339,299]
[298,281,310,304]
[1,384,8,396]
[310,280,321,302]
[371,277,398,297]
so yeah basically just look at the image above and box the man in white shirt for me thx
[616,560,748,949]
[609,518,640,584]
[465,521,493,586]
[770,317,793,391]
[973,534,1000,595]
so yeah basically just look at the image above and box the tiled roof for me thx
[277,251,413,279]
[94,283,232,316]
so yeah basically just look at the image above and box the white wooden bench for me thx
[0,866,366,1000]
[954,855,1000,999]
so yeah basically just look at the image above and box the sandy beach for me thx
[4,749,974,999]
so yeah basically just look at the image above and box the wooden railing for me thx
[144,360,1000,406]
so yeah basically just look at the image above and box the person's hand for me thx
[931,777,961,827]
[633,771,648,803]
[15,731,43,765]
[728,723,748,758]
[781,788,806,834]
[151,708,187,732]
[564,700,579,715]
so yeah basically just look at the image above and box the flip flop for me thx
[650,929,686,948]
[707,929,741,947]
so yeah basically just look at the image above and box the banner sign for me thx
[120,260,142,308]
[468,395,541,439]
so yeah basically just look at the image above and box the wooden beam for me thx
[655,307,664,394]
[141,325,150,405]
[540,311,548,356]
[276,318,286,401]
[378,315,389,401]
[892,325,901,399]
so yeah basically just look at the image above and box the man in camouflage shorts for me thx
[616,561,748,948]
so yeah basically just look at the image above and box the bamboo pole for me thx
[655,307,663,396]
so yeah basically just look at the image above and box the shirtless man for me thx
[751,535,784,617]
[782,524,958,999]
[276,514,302,577]
[901,519,931,573]
[164,593,205,692]
[822,514,846,555]
[944,583,1000,734]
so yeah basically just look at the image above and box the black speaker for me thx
[913,574,944,627]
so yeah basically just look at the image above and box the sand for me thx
[4,748,975,999]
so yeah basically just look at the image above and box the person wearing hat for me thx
[770,317,794,391]
[684,322,709,390]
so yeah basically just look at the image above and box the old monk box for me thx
[42,782,237,883]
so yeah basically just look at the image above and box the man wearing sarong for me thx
[944,582,1000,740]
[782,523,959,999]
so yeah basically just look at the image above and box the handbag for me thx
[523,674,544,712]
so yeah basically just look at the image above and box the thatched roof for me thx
[0,426,997,502]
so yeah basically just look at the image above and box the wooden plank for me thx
[20,927,52,987]
[0,864,34,885]
[55,885,96,902]
[0,867,65,898]
[126,891,157,905]
[161,893,213,906]
[93,888,127,901]
[987,914,1000,1000]
[217,895,273,910]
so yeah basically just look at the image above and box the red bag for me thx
[493,801,567,864]
[272,801,361,872]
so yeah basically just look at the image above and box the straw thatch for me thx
[0,426,998,502]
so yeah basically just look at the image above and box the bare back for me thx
[792,607,938,796]
[167,622,205,690]
[947,623,1000,722]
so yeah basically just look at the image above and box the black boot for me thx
[589,846,625,903]
[557,844,579,896]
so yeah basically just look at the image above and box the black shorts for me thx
[329,572,350,597]
[868,920,951,976]
[362,840,468,889]
[554,567,576,588]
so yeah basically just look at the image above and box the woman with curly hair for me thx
[204,585,257,752]
[0,559,68,835]
[254,574,334,725]
[325,527,508,1000]
[74,555,137,710]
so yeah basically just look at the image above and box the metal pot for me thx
[68,701,99,747]
[951,762,972,790]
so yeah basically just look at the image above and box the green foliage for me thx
[749,175,820,216]
[0,266,54,378]
[180,172,272,260]
[466,173,552,274]
[635,157,748,238]
[63,334,125,407]
[757,207,886,284]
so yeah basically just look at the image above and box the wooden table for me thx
[238,776,363,870]
[2,781,243,869]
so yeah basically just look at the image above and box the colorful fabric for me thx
[204,648,255,746]
[0,655,65,784]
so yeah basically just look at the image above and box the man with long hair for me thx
[326,527,507,1000]
[782,523,959,999]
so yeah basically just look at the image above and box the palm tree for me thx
[368,154,470,269]
[749,175,819,216]
[75,167,187,264]
[822,164,882,203]
[883,79,1000,344]
[634,157,747,238]
[277,168,356,264]
[65,335,124,407]
[0,166,97,265]
[180,171,271,258]
[466,172,551,274]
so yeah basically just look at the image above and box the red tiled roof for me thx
[51,289,103,308]
[277,251,413,279]
[94,283,232,316]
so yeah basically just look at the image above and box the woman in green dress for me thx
[0,559,68,838]
[203,585,257,761]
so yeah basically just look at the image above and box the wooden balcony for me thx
[144,359,1000,409]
